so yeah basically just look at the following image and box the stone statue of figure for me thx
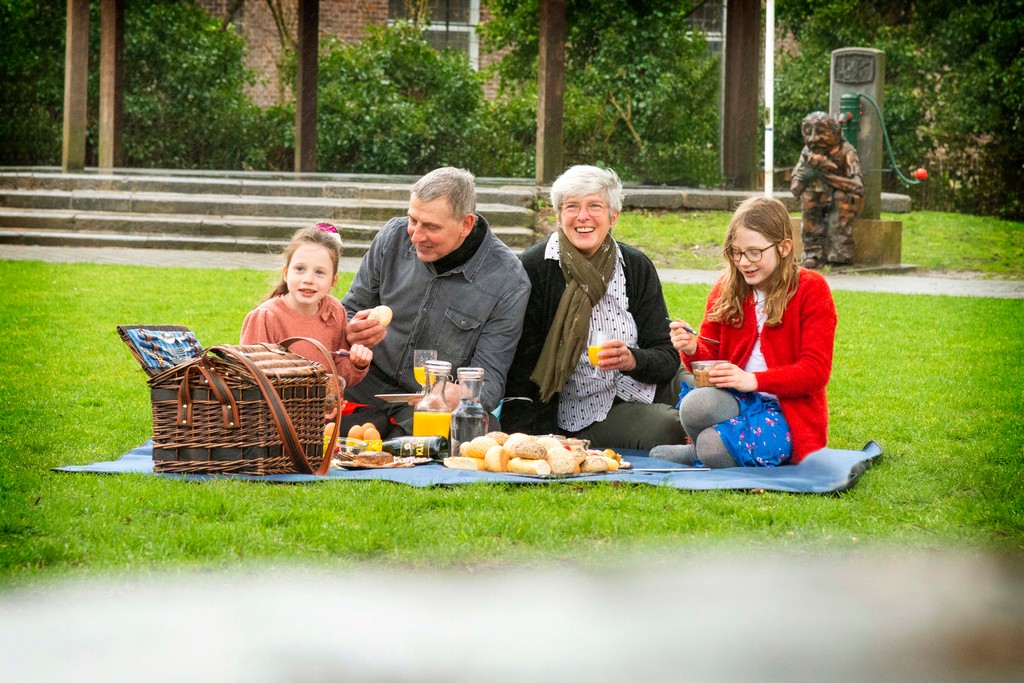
[790,111,864,268]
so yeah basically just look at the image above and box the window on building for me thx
[389,0,481,69]
[687,0,725,59]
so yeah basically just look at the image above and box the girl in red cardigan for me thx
[241,224,376,426]
[651,197,837,467]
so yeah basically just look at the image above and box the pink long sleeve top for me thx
[240,296,368,391]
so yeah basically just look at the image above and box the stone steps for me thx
[0,168,912,258]
[0,208,539,254]
[0,169,540,256]
[0,188,535,227]
[0,169,538,206]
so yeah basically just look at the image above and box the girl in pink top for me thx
[241,224,373,422]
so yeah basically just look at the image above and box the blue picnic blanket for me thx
[53,441,882,493]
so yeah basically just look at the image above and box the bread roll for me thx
[503,433,532,450]
[545,446,576,475]
[460,436,498,459]
[507,457,551,476]
[506,435,547,460]
[485,431,510,445]
[369,305,393,327]
[443,456,485,471]
[536,436,564,451]
[483,445,510,472]
[580,455,610,473]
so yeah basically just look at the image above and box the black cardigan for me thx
[502,239,678,434]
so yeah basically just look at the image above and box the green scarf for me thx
[530,231,617,402]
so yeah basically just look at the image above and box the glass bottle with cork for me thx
[413,360,453,440]
[451,366,488,455]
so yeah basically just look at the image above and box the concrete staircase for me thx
[0,167,912,258]
[0,168,540,257]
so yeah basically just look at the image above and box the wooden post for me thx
[721,0,760,189]
[62,0,89,172]
[295,0,319,173]
[99,0,125,169]
[535,0,565,185]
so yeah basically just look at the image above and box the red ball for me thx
[914,167,928,180]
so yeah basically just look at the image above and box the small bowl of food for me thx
[562,438,591,455]
[691,360,728,388]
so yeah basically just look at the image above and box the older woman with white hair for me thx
[502,165,686,450]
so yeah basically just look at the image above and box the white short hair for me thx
[550,165,623,214]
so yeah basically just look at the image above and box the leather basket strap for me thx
[207,344,314,475]
[278,337,345,476]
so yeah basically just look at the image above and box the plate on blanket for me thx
[375,393,425,404]
[441,461,632,478]
[496,471,608,480]
[332,456,432,470]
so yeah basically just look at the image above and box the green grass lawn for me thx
[613,210,1024,276]
[1,258,1021,584]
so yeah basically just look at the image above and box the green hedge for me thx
[4,0,1019,218]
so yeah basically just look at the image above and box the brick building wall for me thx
[198,0,496,107]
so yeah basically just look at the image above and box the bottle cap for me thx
[424,360,452,376]
[456,366,484,380]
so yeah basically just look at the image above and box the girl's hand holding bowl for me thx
[693,361,758,393]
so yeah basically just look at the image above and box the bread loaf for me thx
[443,456,485,471]
[507,457,552,476]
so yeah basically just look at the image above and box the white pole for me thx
[764,0,775,196]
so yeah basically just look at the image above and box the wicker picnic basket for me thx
[144,338,343,476]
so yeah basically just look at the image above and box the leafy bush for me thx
[315,23,485,175]
[467,85,538,178]
[0,0,65,165]
[0,0,290,170]
[114,1,290,170]
[481,0,722,186]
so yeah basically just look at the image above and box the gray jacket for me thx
[341,214,531,412]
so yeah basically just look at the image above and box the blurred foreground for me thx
[1,552,1021,681]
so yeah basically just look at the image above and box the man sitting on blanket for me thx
[341,167,531,437]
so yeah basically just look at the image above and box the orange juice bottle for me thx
[412,360,453,440]
[412,411,452,439]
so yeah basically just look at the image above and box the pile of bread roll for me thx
[443,432,624,475]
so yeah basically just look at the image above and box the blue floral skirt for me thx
[713,391,792,467]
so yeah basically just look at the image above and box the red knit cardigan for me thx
[682,268,837,463]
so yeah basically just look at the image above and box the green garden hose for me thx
[857,92,923,185]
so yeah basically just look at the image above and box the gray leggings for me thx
[677,387,740,468]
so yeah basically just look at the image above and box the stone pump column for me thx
[828,48,902,266]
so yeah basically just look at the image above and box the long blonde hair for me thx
[708,197,799,327]
[261,224,343,303]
